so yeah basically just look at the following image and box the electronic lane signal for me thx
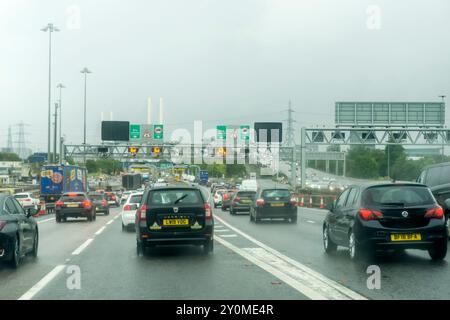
[128,147,139,154]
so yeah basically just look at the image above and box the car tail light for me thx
[0,221,6,231]
[82,200,92,209]
[223,194,229,201]
[136,204,147,221]
[256,198,265,206]
[204,203,212,220]
[234,197,241,202]
[101,200,107,206]
[425,206,444,219]
[358,208,383,221]
[24,198,32,202]
[290,197,297,206]
[112,196,116,200]
[55,201,64,207]
[124,204,132,211]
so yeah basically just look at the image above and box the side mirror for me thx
[27,206,39,217]
[325,203,334,211]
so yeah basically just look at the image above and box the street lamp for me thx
[57,83,66,162]
[41,23,60,163]
[81,67,92,165]
[53,102,59,163]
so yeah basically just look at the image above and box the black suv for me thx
[417,162,450,236]
[136,186,214,255]
[55,193,96,222]
[250,188,297,223]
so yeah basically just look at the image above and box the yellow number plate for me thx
[163,219,189,226]
[390,233,422,242]
[271,203,284,207]
[67,203,79,208]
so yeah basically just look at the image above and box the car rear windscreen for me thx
[262,189,290,199]
[61,195,86,202]
[88,194,103,200]
[129,195,143,204]
[237,191,256,198]
[362,186,435,207]
[147,190,202,206]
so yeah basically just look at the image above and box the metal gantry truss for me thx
[304,127,450,145]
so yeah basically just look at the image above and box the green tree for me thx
[345,146,379,179]
[0,152,21,161]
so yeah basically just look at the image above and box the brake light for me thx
[101,200,107,206]
[234,197,241,202]
[24,198,32,202]
[55,201,64,207]
[137,204,147,221]
[425,206,444,219]
[0,221,6,231]
[82,200,92,209]
[204,203,212,220]
[124,204,132,211]
[223,194,229,201]
[112,196,116,200]
[256,198,265,206]
[290,197,297,206]
[358,208,383,221]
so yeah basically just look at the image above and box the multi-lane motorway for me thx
[1,183,449,300]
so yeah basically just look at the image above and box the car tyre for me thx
[203,239,214,255]
[290,216,298,224]
[254,212,261,223]
[30,231,39,258]
[348,230,364,261]
[56,215,62,223]
[137,241,145,257]
[323,224,337,254]
[428,240,447,261]
[105,209,110,216]
[9,236,20,268]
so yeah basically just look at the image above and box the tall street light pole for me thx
[41,23,59,163]
[57,83,66,162]
[81,67,92,165]
[53,103,59,163]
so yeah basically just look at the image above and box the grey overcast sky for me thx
[0,0,449,151]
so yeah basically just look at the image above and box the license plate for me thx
[162,219,189,226]
[390,233,422,242]
[67,203,79,208]
[271,203,284,207]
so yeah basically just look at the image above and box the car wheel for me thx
[428,240,447,261]
[203,239,214,255]
[9,236,20,268]
[348,230,363,261]
[122,223,126,232]
[446,217,450,239]
[56,215,61,223]
[136,241,144,257]
[105,209,110,216]
[30,231,39,258]
[87,214,93,222]
[254,212,261,223]
[290,216,298,224]
[323,224,337,254]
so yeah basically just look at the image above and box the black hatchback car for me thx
[136,186,214,255]
[0,194,39,268]
[55,193,96,222]
[230,191,256,215]
[88,192,110,216]
[323,183,448,261]
[250,188,297,223]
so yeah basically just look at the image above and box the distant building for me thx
[0,161,23,185]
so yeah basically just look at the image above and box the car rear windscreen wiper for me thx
[174,194,188,204]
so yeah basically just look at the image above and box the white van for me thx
[241,179,258,192]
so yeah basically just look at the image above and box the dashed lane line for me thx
[18,265,66,300]
[71,238,94,255]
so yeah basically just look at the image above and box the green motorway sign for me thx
[217,125,227,140]
[240,125,250,141]
[130,124,141,140]
[154,124,164,140]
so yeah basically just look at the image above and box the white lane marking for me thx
[18,265,66,300]
[95,226,106,235]
[37,217,55,224]
[214,229,231,233]
[306,220,316,224]
[300,208,327,214]
[106,220,114,225]
[71,238,93,255]
[113,215,120,220]
[220,234,238,238]
[214,215,367,300]
[215,236,325,300]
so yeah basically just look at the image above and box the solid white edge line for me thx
[214,215,367,300]
[95,226,106,235]
[106,220,114,225]
[18,265,66,300]
[215,236,326,300]
[71,238,93,255]
[37,217,55,224]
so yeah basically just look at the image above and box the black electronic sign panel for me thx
[101,121,130,141]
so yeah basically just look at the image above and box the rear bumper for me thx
[138,224,214,246]
[231,204,252,212]
[256,207,297,219]
[355,220,448,249]
[56,208,92,218]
